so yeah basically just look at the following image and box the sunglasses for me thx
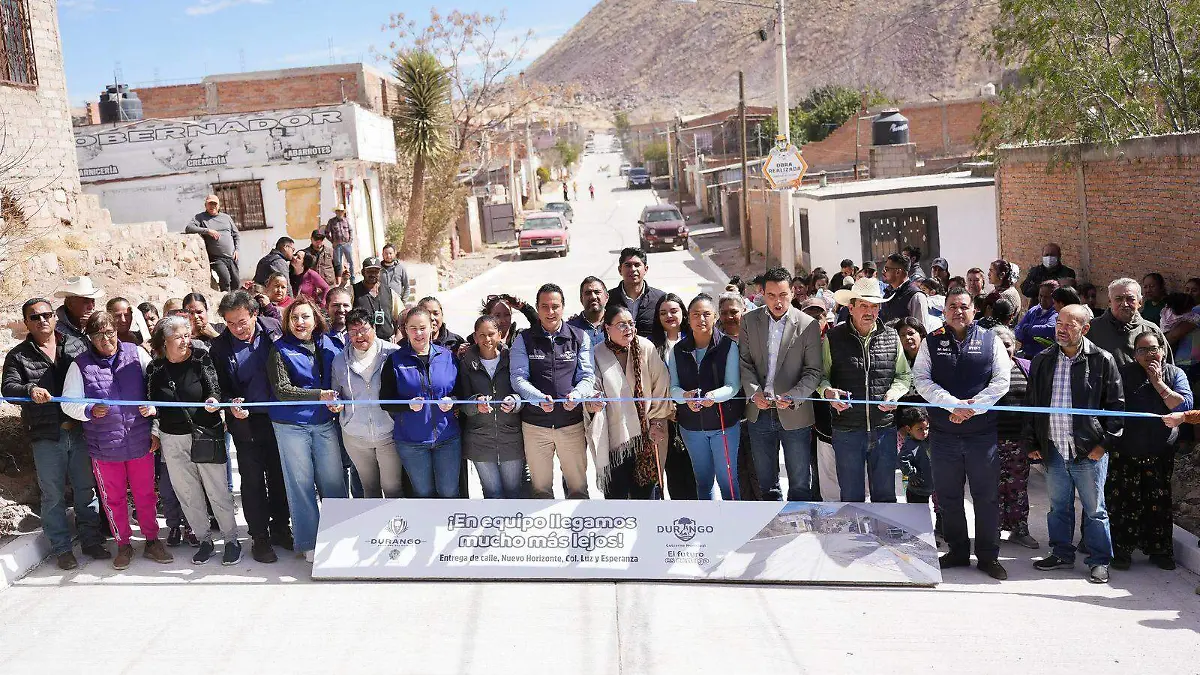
[26,312,54,322]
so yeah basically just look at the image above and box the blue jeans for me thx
[831,428,898,503]
[473,459,524,499]
[272,420,348,553]
[333,243,354,278]
[396,435,462,498]
[1044,450,1113,567]
[679,423,741,500]
[30,428,103,555]
[931,432,1000,563]
[747,411,812,501]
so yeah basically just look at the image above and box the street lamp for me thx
[673,0,796,272]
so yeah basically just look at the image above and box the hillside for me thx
[526,0,1003,121]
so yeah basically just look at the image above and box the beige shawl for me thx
[586,335,671,490]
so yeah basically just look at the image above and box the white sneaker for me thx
[303,550,314,563]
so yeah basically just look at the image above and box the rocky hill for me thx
[526,0,1002,121]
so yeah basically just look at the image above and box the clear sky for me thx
[58,0,599,107]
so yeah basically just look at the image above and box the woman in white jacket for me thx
[330,308,402,498]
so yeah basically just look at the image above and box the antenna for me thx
[239,48,247,72]
[152,67,160,86]
[328,38,335,65]
[113,61,122,87]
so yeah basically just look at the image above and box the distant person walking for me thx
[186,194,241,292]
[562,182,570,202]
[589,183,595,200]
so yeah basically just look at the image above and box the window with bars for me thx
[212,180,268,231]
[1,0,38,86]
[859,207,940,265]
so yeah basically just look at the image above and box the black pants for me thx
[663,422,697,500]
[603,452,658,500]
[210,257,240,292]
[229,414,290,540]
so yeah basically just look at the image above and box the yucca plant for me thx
[392,50,451,257]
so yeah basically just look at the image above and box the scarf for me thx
[349,337,383,378]
[602,335,659,490]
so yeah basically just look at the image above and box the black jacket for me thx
[1,331,87,442]
[457,345,524,463]
[607,282,665,339]
[1023,338,1125,460]
[254,249,291,286]
[145,344,225,435]
[1020,263,1078,301]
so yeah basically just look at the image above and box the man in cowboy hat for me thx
[185,194,241,291]
[53,276,105,341]
[817,277,913,503]
[324,204,354,287]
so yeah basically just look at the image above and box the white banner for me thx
[313,500,941,586]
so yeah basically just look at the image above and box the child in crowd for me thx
[898,406,943,543]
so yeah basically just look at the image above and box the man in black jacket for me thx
[253,236,296,287]
[1020,243,1077,303]
[212,290,291,563]
[1024,304,1123,584]
[608,247,665,338]
[1,298,109,569]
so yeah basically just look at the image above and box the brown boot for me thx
[113,544,134,570]
[143,539,174,564]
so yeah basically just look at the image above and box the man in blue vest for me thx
[819,278,913,502]
[212,290,291,563]
[914,286,1012,580]
[510,283,597,498]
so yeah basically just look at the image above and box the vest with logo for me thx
[268,333,339,426]
[672,331,745,431]
[826,320,900,430]
[519,323,588,428]
[926,323,998,435]
[75,342,153,462]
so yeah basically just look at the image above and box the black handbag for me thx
[164,366,228,464]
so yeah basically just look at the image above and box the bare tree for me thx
[0,113,61,290]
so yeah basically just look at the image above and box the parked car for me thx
[626,167,651,189]
[544,201,574,222]
[618,163,632,177]
[638,205,688,251]
[517,212,571,259]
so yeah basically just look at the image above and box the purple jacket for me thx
[74,342,153,462]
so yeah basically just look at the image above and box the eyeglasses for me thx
[26,312,54,322]
[88,330,118,340]
[610,321,636,331]
[1135,345,1162,355]
[348,326,374,337]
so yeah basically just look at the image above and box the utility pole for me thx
[675,118,684,209]
[774,0,796,274]
[740,70,751,266]
[520,72,538,207]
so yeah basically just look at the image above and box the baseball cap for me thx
[310,229,326,240]
[801,297,828,313]
[205,194,219,204]
[361,256,382,270]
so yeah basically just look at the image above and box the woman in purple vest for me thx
[668,294,744,500]
[380,307,462,498]
[267,295,348,563]
[61,312,174,570]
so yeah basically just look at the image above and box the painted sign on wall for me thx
[74,103,396,183]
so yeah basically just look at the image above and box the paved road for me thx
[2,144,1199,674]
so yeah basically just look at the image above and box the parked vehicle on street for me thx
[618,163,632,176]
[626,167,651,189]
[517,212,571,259]
[544,201,574,222]
[638,205,688,251]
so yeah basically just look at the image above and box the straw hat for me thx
[53,276,105,300]
[833,277,886,307]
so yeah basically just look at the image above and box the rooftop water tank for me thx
[871,109,909,146]
[98,84,143,123]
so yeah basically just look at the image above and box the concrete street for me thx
[1,144,1198,674]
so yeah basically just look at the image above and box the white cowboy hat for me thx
[833,276,886,306]
[53,276,106,300]
[334,204,347,212]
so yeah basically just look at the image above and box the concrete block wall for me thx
[869,144,918,179]
[0,0,81,229]
[997,133,1200,298]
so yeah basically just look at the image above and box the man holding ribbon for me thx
[914,286,1011,580]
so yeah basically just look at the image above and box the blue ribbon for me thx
[1,395,1165,419]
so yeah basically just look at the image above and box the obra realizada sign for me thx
[74,104,365,183]
[312,498,942,585]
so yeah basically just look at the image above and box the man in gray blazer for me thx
[739,266,824,501]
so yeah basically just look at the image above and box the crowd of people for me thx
[3,205,1198,587]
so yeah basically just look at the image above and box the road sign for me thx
[762,138,809,190]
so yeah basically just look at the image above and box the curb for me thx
[688,236,731,286]
[0,531,49,591]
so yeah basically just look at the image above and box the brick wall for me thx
[997,134,1200,298]
[801,97,990,172]
[0,0,80,228]
[134,64,395,119]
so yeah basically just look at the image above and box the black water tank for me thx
[98,84,143,123]
[872,109,909,146]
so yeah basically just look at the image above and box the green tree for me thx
[614,111,631,135]
[643,140,669,164]
[760,86,889,146]
[392,50,452,258]
[982,0,1200,147]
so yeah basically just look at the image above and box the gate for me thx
[480,201,516,244]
